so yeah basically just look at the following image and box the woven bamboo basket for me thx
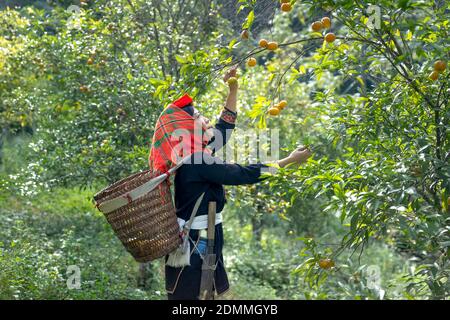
[93,169,181,263]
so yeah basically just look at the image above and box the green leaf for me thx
[299,65,306,74]
[340,208,347,224]
[315,69,322,81]
[242,10,254,30]
[175,55,187,64]
[406,30,413,41]
[149,78,164,86]
[228,38,238,50]
[258,115,266,129]
[356,76,364,87]
[154,85,164,98]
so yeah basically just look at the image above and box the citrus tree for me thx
[228,0,449,298]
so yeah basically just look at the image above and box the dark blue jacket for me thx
[174,116,265,220]
[167,109,266,299]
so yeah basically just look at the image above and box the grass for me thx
[0,187,165,300]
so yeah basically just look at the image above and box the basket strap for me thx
[183,192,205,235]
[98,155,192,214]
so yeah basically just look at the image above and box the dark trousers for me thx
[165,224,229,300]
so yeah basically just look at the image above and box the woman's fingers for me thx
[229,65,238,77]
[223,65,239,82]
[296,145,310,152]
[290,146,312,164]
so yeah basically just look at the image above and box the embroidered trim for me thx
[220,108,237,124]
[223,106,236,114]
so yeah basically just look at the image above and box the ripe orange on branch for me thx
[241,29,249,40]
[247,57,257,67]
[277,100,287,110]
[311,21,323,32]
[79,85,90,93]
[227,77,238,86]
[259,39,268,48]
[429,71,439,81]
[268,107,280,116]
[434,60,446,72]
[281,3,292,12]
[321,17,331,29]
[267,42,278,51]
[325,33,336,43]
[318,258,335,269]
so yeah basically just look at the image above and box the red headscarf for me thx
[149,94,212,174]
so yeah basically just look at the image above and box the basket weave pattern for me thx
[94,170,181,263]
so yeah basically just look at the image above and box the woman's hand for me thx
[277,146,312,168]
[289,146,312,164]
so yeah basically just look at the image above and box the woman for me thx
[148,67,312,300]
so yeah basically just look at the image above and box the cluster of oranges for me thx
[240,13,337,117]
[241,30,278,51]
[311,17,336,43]
[244,39,279,67]
[268,100,288,116]
[279,0,293,13]
[429,60,447,81]
[258,39,279,51]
